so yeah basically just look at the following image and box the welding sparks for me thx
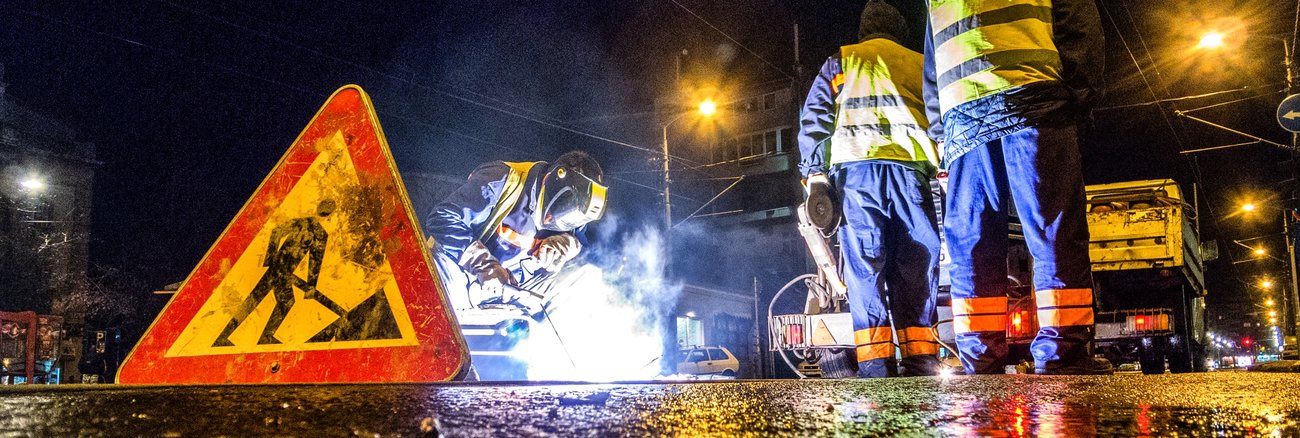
[515,223,680,381]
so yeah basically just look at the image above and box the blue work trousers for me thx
[945,123,1096,374]
[836,161,942,377]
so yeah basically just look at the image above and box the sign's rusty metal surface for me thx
[118,85,467,384]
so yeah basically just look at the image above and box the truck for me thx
[769,178,1209,376]
[1086,179,1208,374]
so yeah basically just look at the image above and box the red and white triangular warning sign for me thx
[118,85,468,384]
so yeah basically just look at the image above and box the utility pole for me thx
[661,124,674,280]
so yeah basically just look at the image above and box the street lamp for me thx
[1261,278,1275,289]
[1268,298,1277,306]
[1239,201,1300,339]
[18,176,45,193]
[660,101,717,277]
[1197,31,1226,50]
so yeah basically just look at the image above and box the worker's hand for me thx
[473,260,519,299]
[534,234,581,271]
[458,241,519,301]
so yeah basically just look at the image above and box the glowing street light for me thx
[19,177,45,192]
[1270,310,1279,317]
[1261,279,1275,289]
[1255,247,1268,256]
[1267,298,1277,306]
[1241,202,1257,213]
[1198,31,1226,50]
[697,99,717,117]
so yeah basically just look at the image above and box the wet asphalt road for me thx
[2,372,1299,436]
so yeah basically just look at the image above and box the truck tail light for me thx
[1007,309,1035,339]
[1129,314,1170,332]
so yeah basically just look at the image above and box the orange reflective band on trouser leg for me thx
[896,327,939,357]
[1035,288,1094,308]
[854,326,894,362]
[1037,307,1094,327]
[951,296,1008,334]
[951,296,1009,317]
[953,314,1008,334]
[856,342,894,362]
[854,327,892,346]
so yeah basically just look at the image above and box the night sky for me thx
[3,0,1299,335]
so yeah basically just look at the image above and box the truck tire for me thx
[1192,342,1210,373]
[1167,349,1194,374]
[1139,339,1165,375]
[1139,356,1164,375]
[817,348,859,379]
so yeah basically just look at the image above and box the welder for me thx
[425,150,606,313]
[798,0,943,378]
[922,0,1111,375]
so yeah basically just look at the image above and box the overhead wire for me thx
[13,5,695,203]
[667,0,795,80]
[1095,83,1286,111]
[1177,89,1288,114]
[20,0,732,196]
[148,0,711,167]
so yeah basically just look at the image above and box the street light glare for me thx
[698,99,717,117]
[1267,299,1276,306]
[1198,31,1226,49]
[1261,279,1274,288]
[1241,202,1257,213]
[1254,247,1267,256]
[19,177,45,192]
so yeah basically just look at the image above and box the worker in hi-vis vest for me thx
[799,1,943,378]
[425,150,606,313]
[922,0,1109,375]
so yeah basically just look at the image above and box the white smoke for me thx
[515,216,681,381]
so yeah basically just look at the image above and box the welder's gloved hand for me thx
[474,261,518,299]
[535,233,581,271]
[459,242,518,301]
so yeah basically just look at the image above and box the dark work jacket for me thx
[922,0,1105,165]
[424,161,577,271]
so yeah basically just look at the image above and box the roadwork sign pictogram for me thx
[118,85,467,384]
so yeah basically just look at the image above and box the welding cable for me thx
[769,273,820,379]
[929,319,958,361]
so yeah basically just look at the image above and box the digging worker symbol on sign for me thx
[213,199,336,347]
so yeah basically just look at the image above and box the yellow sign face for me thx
[166,130,418,357]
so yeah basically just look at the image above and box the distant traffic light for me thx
[1243,337,1254,347]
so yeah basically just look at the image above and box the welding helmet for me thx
[534,165,607,232]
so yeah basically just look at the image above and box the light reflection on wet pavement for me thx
[2,372,1298,436]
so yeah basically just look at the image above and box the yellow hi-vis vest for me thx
[831,39,939,175]
[929,0,1064,115]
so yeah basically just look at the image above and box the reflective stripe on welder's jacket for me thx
[929,0,1063,115]
[1035,288,1094,327]
[951,296,1008,334]
[854,327,893,362]
[830,39,939,175]
[896,326,939,357]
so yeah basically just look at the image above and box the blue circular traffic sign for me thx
[1279,94,1300,133]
